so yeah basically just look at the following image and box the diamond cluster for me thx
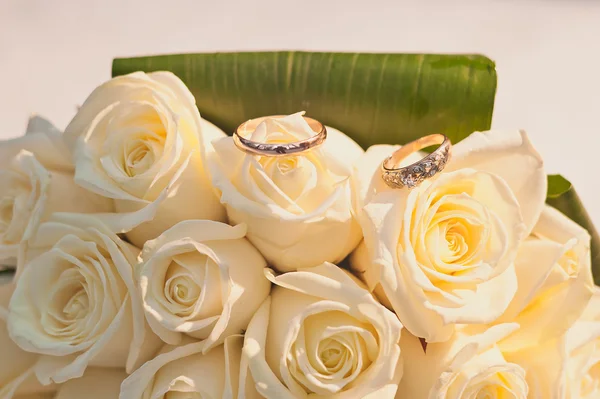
[382,144,450,189]
[235,123,327,157]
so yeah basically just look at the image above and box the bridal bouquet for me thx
[1,52,598,399]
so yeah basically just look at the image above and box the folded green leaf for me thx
[113,51,497,148]
[547,175,600,283]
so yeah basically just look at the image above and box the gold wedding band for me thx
[381,134,452,189]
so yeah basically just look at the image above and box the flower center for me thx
[120,128,166,178]
[287,311,378,395]
[156,251,224,322]
[103,103,168,181]
[257,155,313,202]
[442,218,486,267]
[164,262,202,315]
[44,268,92,343]
[444,222,469,258]
[275,157,298,174]
[0,195,15,234]
[458,368,527,399]
[318,337,350,372]
[559,248,579,277]
[63,288,90,320]
[124,140,156,177]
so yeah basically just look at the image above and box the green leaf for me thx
[112,51,497,148]
[547,175,600,283]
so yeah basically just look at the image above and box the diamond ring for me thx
[381,134,452,189]
[233,115,327,157]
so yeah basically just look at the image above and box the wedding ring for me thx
[233,115,327,157]
[381,134,452,189]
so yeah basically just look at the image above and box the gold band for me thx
[381,134,452,189]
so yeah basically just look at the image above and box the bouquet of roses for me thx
[0,52,598,399]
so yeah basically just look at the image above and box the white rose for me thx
[0,117,111,268]
[506,289,600,398]
[139,220,270,350]
[120,335,261,399]
[1,283,56,399]
[54,368,127,399]
[63,71,226,247]
[497,204,594,353]
[7,214,160,384]
[398,324,528,398]
[242,263,403,398]
[208,112,364,272]
[350,130,547,342]
[0,115,71,172]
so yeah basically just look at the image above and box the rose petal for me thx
[398,324,526,398]
[448,130,546,235]
[120,335,261,399]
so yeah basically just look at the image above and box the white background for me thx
[1,0,599,224]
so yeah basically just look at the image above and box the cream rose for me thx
[497,204,594,353]
[208,112,364,272]
[63,71,226,247]
[350,130,547,342]
[242,263,403,398]
[1,283,56,399]
[120,335,261,398]
[398,324,528,398]
[0,115,71,172]
[139,220,270,350]
[506,289,600,398]
[7,214,160,384]
[0,117,111,268]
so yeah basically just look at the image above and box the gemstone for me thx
[412,165,425,175]
[401,173,418,188]
[422,159,433,171]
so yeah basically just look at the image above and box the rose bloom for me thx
[497,204,594,353]
[139,220,270,350]
[3,279,124,399]
[242,263,403,398]
[208,112,363,272]
[63,71,226,247]
[506,289,600,398]
[7,214,159,384]
[1,283,56,399]
[398,324,528,398]
[0,116,111,268]
[120,335,260,398]
[350,130,547,342]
